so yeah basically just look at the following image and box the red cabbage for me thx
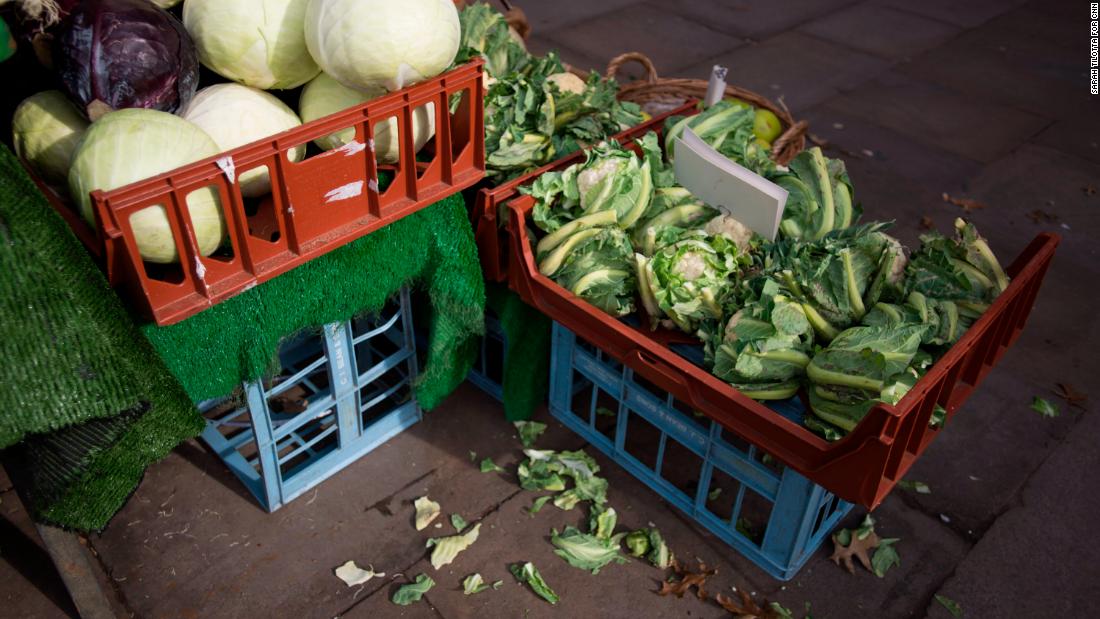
[53,0,198,120]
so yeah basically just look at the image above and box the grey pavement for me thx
[3,0,1098,617]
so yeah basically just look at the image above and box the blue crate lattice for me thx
[549,322,852,580]
[466,310,506,402]
[199,287,421,511]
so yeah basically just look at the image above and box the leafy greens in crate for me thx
[457,2,645,182]
[522,122,1012,440]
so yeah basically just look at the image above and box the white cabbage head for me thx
[184,0,320,89]
[68,109,225,264]
[12,90,90,187]
[182,84,305,197]
[304,0,461,92]
[298,72,435,163]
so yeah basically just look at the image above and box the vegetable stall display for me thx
[522,124,1015,440]
[5,0,466,268]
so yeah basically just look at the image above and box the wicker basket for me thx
[598,52,809,166]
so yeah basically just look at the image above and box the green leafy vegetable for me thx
[527,495,553,515]
[905,218,1008,308]
[624,530,649,557]
[705,278,814,400]
[451,513,468,532]
[391,574,434,606]
[514,420,548,448]
[626,527,673,569]
[462,573,502,595]
[1030,397,1059,418]
[480,457,506,474]
[551,526,628,574]
[897,480,931,494]
[589,506,618,541]
[426,523,481,569]
[935,594,963,617]
[637,232,750,333]
[664,100,775,176]
[510,562,559,604]
[414,496,441,531]
[871,538,901,577]
[806,324,927,432]
[769,147,858,241]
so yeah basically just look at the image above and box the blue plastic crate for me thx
[466,310,506,402]
[549,322,852,580]
[198,288,421,512]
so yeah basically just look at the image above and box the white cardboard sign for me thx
[673,128,788,241]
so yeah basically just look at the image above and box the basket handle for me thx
[772,120,809,160]
[606,52,659,85]
[504,6,531,40]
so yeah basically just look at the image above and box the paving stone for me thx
[798,3,961,59]
[652,0,861,39]
[0,489,80,619]
[680,32,890,113]
[525,35,608,76]
[926,394,1100,618]
[898,145,1100,538]
[764,496,970,619]
[874,0,1027,28]
[828,72,1050,162]
[88,385,566,619]
[1032,116,1100,165]
[800,103,984,192]
[516,0,640,35]
[898,8,1093,120]
[544,3,744,80]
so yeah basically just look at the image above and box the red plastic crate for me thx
[469,101,698,284]
[501,128,1060,509]
[32,60,486,326]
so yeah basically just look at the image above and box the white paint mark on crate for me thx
[368,138,376,152]
[215,156,236,184]
[194,257,207,280]
[368,179,379,193]
[325,181,364,203]
[337,140,367,157]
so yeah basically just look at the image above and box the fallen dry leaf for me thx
[1025,209,1058,224]
[657,560,716,600]
[920,216,935,231]
[269,384,309,413]
[716,590,785,618]
[1054,383,1087,410]
[830,529,880,574]
[942,192,988,213]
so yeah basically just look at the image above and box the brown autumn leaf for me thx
[1054,383,1087,410]
[942,192,988,213]
[269,384,309,414]
[716,590,784,619]
[1025,209,1058,224]
[919,216,935,231]
[830,529,880,574]
[658,560,716,600]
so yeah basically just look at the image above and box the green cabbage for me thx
[769,147,858,241]
[637,233,749,333]
[68,109,225,264]
[184,0,320,89]
[298,72,436,163]
[706,278,814,400]
[305,0,460,92]
[12,90,89,187]
[182,84,305,197]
